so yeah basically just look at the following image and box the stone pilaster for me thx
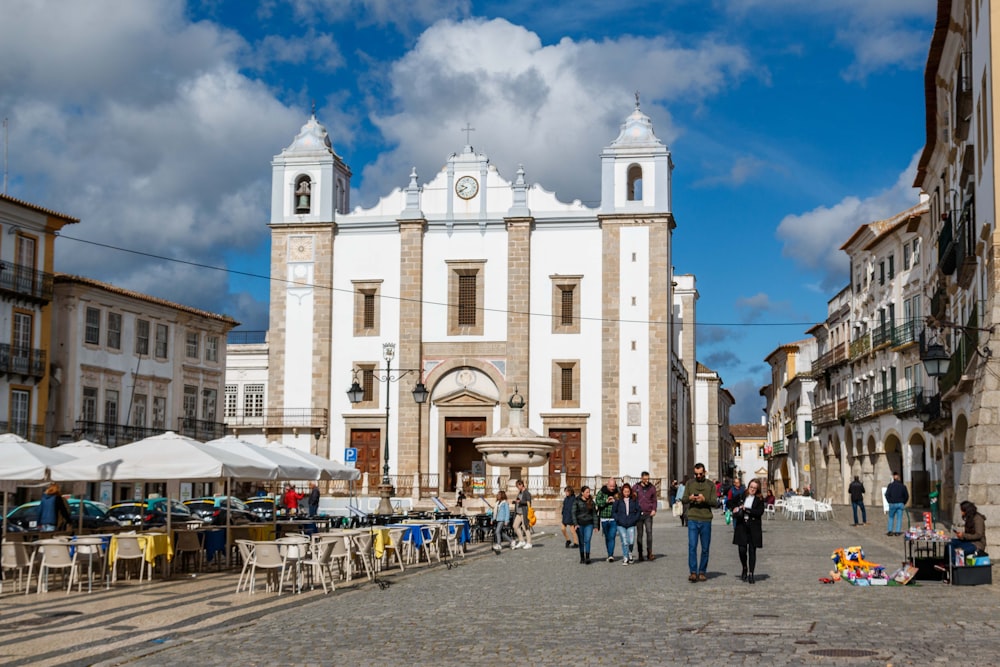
[397,218,425,476]
[267,228,289,413]
[311,226,334,459]
[505,218,532,421]
[601,221,620,476]
[648,219,671,480]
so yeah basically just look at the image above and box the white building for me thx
[260,102,691,495]
[762,338,817,495]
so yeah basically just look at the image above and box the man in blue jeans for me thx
[884,471,909,536]
[682,463,718,582]
[595,477,619,562]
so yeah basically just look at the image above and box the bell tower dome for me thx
[270,114,352,224]
[600,97,672,214]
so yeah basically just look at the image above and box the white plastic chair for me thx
[246,542,284,594]
[764,504,776,521]
[35,541,77,594]
[111,535,149,584]
[173,530,204,572]
[382,528,406,572]
[813,501,834,521]
[300,539,336,593]
[1,541,32,594]
[234,539,256,593]
[350,532,376,581]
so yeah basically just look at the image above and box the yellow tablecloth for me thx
[108,533,174,565]
[248,525,275,541]
[372,528,391,559]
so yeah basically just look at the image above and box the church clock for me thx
[455,175,479,200]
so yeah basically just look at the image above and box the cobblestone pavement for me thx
[2,511,998,666]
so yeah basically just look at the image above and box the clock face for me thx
[455,175,479,200]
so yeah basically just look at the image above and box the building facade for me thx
[264,103,688,495]
[0,194,77,444]
[730,422,768,487]
[761,338,816,495]
[49,275,237,448]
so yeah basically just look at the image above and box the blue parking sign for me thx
[344,447,358,463]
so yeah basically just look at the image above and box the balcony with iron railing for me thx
[227,330,267,345]
[74,420,167,447]
[938,215,957,275]
[812,401,837,425]
[872,389,893,413]
[0,264,55,303]
[939,306,980,397]
[893,387,923,415]
[0,344,46,379]
[177,417,227,441]
[850,394,873,421]
[871,322,893,349]
[783,420,795,438]
[224,408,329,430]
[955,199,977,288]
[0,422,45,444]
[771,440,787,456]
[850,333,871,360]
[892,320,922,349]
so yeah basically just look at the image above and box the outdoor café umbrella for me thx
[0,433,75,536]
[262,441,361,481]
[53,439,109,533]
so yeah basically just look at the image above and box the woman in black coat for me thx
[561,486,578,549]
[730,478,765,584]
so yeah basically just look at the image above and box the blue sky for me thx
[0,0,935,423]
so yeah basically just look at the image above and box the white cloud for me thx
[361,18,752,204]
[735,292,791,323]
[0,0,299,327]
[776,152,921,290]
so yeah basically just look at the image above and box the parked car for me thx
[183,496,259,525]
[5,498,122,531]
[244,497,276,522]
[107,498,203,527]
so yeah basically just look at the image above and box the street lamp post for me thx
[346,342,428,516]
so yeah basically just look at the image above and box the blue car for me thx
[5,498,122,531]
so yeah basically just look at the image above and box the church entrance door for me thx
[350,428,382,483]
[549,428,582,489]
[445,417,487,492]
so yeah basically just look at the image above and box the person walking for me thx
[38,483,71,532]
[572,486,599,564]
[492,491,511,553]
[595,477,619,562]
[682,463,717,582]
[730,478,765,583]
[848,476,867,526]
[512,479,533,549]
[307,482,321,517]
[675,476,688,526]
[726,477,743,510]
[613,483,641,565]
[561,486,578,549]
[884,471,909,536]
[634,471,658,561]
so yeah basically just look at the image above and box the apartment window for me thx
[85,307,101,345]
[205,336,219,362]
[183,385,198,420]
[155,324,169,359]
[186,331,199,358]
[82,387,98,423]
[107,312,122,350]
[224,385,238,417]
[552,360,580,408]
[243,384,264,417]
[152,396,166,430]
[136,319,150,355]
[132,394,147,428]
[12,311,32,374]
[878,261,885,286]
[352,280,383,336]
[104,390,119,427]
[202,388,217,423]
[912,239,920,266]
[10,389,30,438]
[887,255,894,279]
[904,243,912,270]
[551,275,582,334]
[446,260,485,335]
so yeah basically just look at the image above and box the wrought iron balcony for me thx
[938,215,957,275]
[850,334,871,360]
[771,440,787,456]
[893,387,923,415]
[812,402,837,425]
[177,417,227,441]
[783,420,795,438]
[0,344,46,379]
[850,394,873,421]
[74,420,167,447]
[892,320,922,348]
[873,389,893,413]
[223,408,329,430]
[0,422,45,444]
[227,330,267,345]
[872,323,893,348]
[0,264,55,303]
[940,307,980,397]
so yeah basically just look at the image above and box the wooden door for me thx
[351,429,382,481]
[549,428,582,488]
[445,418,487,491]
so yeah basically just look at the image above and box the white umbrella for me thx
[262,442,361,481]
[0,433,75,536]
[53,438,109,457]
[204,435,319,480]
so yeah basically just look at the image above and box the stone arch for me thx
[879,432,902,494]
[906,430,929,507]
[944,413,970,517]
[627,163,643,201]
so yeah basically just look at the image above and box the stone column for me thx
[505,217,532,423]
[601,220,621,476]
[311,226,334,459]
[648,217,671,481]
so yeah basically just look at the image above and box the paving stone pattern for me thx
[2,511,998,666]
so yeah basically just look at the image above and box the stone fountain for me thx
[474,389,556,494]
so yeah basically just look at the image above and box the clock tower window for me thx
[627,164,643,201]
[295,176,312,213]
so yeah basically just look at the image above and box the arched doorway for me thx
[907,431,929,507]
[429,366,500,493]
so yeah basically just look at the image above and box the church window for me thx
[627,164,643,201]
[550,275,582,334]
[553,360,580,408]
[353,280,383,336]
[294,176,312,214]
[447,260,486,336]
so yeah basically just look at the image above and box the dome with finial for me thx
[282,114,334,155]
[609,93,664,148]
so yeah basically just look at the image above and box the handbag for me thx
[527,505,537,527]
[671,501,683,517]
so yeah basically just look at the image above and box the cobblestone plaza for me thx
[2,511,997,666]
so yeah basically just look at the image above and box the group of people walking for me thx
[490,479,534,552]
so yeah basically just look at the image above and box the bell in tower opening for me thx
[295,176,312,213]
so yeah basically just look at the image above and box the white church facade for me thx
[251,102,697,496]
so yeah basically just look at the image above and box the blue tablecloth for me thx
[202,529,227,563]
[69,534,111,557]
[444,519,471,545]
[386,524,426,549]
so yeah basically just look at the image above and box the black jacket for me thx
[730,493,765,548]
[848,480,865,503]
[884,480,909,505]
[572,496,599,528]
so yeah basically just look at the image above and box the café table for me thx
[108,532,173,578]
[70,535,110,592]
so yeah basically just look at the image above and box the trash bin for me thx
[929,490,939,523]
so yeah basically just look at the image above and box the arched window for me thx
[627,164,643,201]
[295,175,312,213]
